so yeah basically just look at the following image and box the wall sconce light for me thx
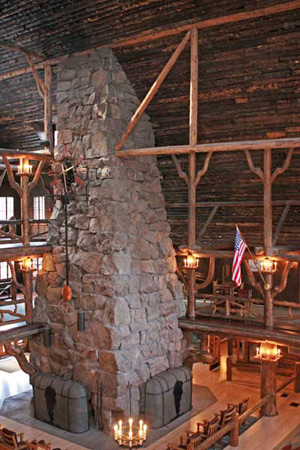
[78,310,85,331]
[19,257,35,272]
[255,342,282,362]
[17,158,33,176]
[261,258,277,274]
[183,253,199,269]
[44,328,51,347]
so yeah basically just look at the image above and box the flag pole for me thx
[235,225,269,289]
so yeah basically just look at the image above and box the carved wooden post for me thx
[261,359,277,416]
[187,28,198,319]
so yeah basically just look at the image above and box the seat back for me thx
[238,398,249,415]
[206,416,219,436]
[218,405,235,427]
[0,428,19,449]
[25,441,51,450]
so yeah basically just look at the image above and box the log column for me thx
[44,64,53,153]
[261,358,277,416]
[20,170,30,246]
[264,148,274,328]
[23,271,33,323]
[187,28,198,319]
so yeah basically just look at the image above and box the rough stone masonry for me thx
[30,48,186,430]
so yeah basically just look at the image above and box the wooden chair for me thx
[216,405,236,428]
[0,428,26,450]
[25,441,51,450]
[228,397,249,415]
[189,416,220,449]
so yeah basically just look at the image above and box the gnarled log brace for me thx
[244,260,264,297]
[272,261,293,299]
[4,343,37,376]
[195,257,215,291]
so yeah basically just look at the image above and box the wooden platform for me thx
[0,243,51,262]
[179,316,300,347]
[0,323,49,344]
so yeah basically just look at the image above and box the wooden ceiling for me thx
[0,0,300,247]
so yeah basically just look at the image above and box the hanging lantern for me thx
[19,257,34,272]
[183,253,199,269]
[255,342,282,361]
[17,158,33,176]
[261,258,277,274]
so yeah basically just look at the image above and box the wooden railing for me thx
[195,293,300,324]
[0,219,49,244]
[192,395,271,450]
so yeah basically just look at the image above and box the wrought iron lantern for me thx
[19,257,35,272]
[255,342,282,362]
[261,258,277,274]
[17,158,33,176]
[183,253,199,269]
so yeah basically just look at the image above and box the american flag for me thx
[232,227,246,287]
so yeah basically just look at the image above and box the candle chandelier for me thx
[114,418,147,448]
[113,384,148,448]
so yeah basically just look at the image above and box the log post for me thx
[228,338,235,357]
[230,412,239,447]
[23,271,33,323]
[264,148,274,328]
[21,172,30,246]
[242,340,249,363]
[226,356,233,381]
[187,27,198,319]
[261,359,277,416]
[294,362,300,393]
[44,63,53,153]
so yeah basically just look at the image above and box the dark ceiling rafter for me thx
[0,0,300,82]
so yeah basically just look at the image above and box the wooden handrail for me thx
[277,375,296,393]
[198,293,300,310]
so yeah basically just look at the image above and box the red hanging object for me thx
[62,285,72,301]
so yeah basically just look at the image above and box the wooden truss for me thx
[113,24,300,330]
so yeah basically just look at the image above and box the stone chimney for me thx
[31,48,186,429]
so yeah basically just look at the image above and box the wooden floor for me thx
[0,416,88,450]
[0,347,298,450]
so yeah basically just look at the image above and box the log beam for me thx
[0,245,51,263]
[0,149,53,162]
[115,31,191,151]
[116,138,300,157]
